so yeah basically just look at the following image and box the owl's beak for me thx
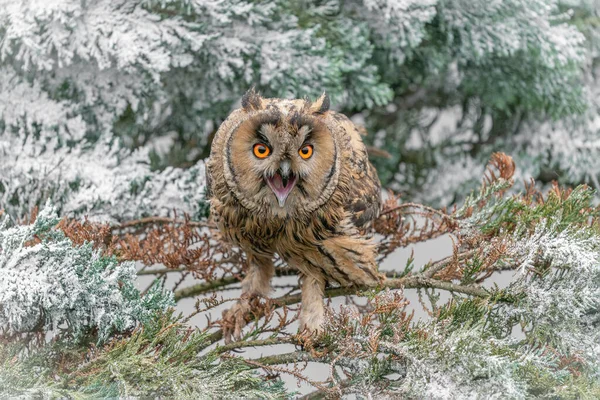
[266,161,297,207]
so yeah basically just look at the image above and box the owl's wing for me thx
[330,112,382,233]
[346,163,381,232]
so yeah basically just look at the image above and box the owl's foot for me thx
[298,303,325,338]
[298,315,324,335]
[222,298,253,344]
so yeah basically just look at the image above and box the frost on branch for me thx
[0,135,207,222]
[0,203,174,342]
[504,218,600,371]
[0,311,288,399]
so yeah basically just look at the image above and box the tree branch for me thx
[138,267,187,275]
[215,337,295,354]
[112,216,213,231]
[379,202,455,221]
[176,275,491,303]
[173,268,305,301]
[421,250,477,278]
[190,274,497,352]
[251,351,317,366]
[174,277,239,301]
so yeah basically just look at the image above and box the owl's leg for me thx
[222,251,274,343]
[298,273,326,333]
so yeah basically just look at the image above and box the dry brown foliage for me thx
[55,215,244,282]
[117,218,236,280]
[375,193,457,261]
[58,218,116,254]
[483,152,515,189]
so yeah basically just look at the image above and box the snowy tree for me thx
[2,0,597,218]
[360,0,599,205]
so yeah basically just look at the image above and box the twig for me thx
[138,267,187,275]
[240,355,336,395]
[173,269,304,300]
[380,202,454,220]
[421,250,477,278]
[215,337,295,354]
[174,277,240,301]
[251,351,317,366]
[313,276,492,300]
[402,276,490,298]
[140,265,300,277]
[177,276,492,303]
[298,390,326,400]
[299,379,356,400]
[198,330,224,352]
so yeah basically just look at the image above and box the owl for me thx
[206,89,384,342]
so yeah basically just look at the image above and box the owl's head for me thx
[219,89,342,218]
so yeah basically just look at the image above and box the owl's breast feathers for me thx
[211,197,383,286]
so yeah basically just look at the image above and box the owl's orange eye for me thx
[253,143,270,158]
[299,144,313,159]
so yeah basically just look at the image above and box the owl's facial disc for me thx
[265,160,297,207]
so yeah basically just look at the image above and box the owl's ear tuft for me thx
[309,92,330,115]
[241,87,263,112]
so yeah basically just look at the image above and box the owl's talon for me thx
[296,328,315,348]
[222,299,252,344]
[295,330,327,357]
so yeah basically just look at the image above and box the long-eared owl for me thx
[206,89,384,342]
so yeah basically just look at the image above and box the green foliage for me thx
[305,169,600,397]
[0,312,289,399]
[359,0,597,205]
[457,176,599,237]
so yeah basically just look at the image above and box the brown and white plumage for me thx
[206,89,384,341]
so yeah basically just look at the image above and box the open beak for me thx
[266,160,297,207]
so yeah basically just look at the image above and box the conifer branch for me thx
[174,274,493,302]
[174,277,240,301]
[421,250,478,278]
[250,351,318,366]
[114,216,214,231]
[215,337,296,354]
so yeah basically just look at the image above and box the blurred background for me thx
[1,0,599,222]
